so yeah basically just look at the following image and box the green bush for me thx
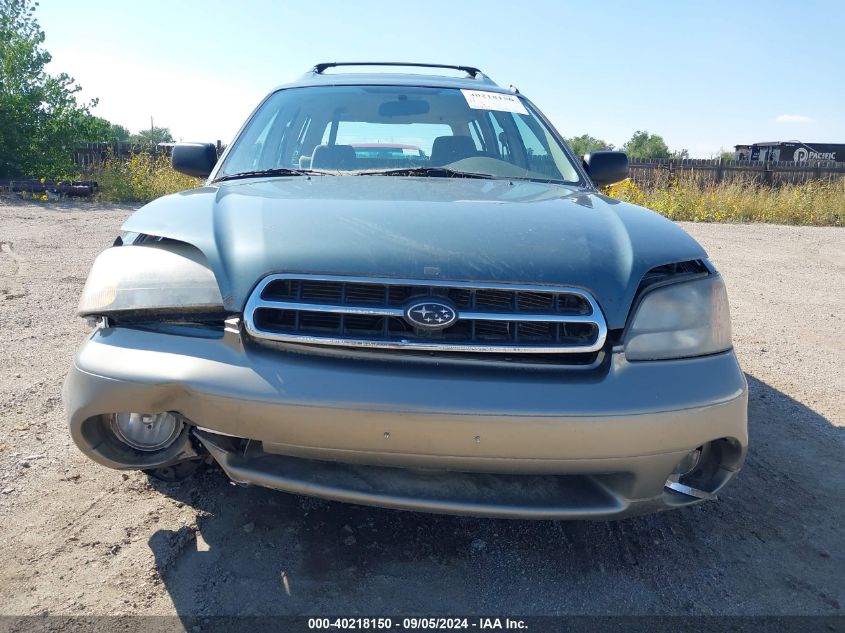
[92,153,201,203]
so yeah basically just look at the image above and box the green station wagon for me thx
[64,63,747,519]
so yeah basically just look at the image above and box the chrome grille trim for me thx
[244,274,608,354]
[256,301,405,317]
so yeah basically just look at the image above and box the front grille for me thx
[244,275,607,361]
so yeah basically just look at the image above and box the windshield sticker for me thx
[460,89,528,115]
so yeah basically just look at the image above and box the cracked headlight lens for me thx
[624,276,732,361]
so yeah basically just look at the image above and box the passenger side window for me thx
[468,120,486,153]
[289,116,312,166]
[486,114,509,161]
[512,114,559,178]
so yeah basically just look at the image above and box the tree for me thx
[622,130,670,159]
[75,117,132,143]
[75,114,112,143]
[670,148,689,160]
[76,116,130,143]
[566,134,613,157]
[130,126,174,145]
[108,123,131,142]
[0,0,101,177]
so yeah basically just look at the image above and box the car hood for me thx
[123,176,707,329]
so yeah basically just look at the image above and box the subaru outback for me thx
[64,62,747,519]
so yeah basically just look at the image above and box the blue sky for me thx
[38,0,844,156]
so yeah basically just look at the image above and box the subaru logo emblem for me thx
[404,300,458,330]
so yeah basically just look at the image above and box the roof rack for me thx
[312,62,485,79]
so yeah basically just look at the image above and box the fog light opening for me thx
[665,444,717,500]
[671,447,702,477]
[109,412,183,451]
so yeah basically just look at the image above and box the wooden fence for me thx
[69,144,845,187]
[72,141,223,167]
[629,158,845,188]
[72,142,158,167]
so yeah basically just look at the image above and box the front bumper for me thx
[64,325,748,519]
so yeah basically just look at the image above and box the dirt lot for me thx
[0,200,842,619]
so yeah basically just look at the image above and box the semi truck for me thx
[734,141,845,162]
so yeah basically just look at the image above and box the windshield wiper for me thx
[355,167,496,179]
[214,168,324,182]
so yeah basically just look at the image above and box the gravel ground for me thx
[0,199,842,619]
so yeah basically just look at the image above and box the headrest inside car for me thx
[311,144,356,170]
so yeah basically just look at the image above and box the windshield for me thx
[216,85,582,184]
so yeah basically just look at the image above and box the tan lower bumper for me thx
[64,326,748,518]
[194,429,737,520]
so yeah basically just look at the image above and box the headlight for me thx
[78,243,224,316]
[624,276,732,361]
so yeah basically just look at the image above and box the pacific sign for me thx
[793,148,837,162]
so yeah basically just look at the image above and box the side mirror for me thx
[172,142,218,178]
[582,151,629,187]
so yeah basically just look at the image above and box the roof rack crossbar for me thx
[312,62,484,78]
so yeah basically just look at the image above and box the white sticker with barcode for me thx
[460,89,528,115]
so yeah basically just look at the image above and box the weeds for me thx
[605,178,844,226]
[91,152,200,203]
[83,152,844,226]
